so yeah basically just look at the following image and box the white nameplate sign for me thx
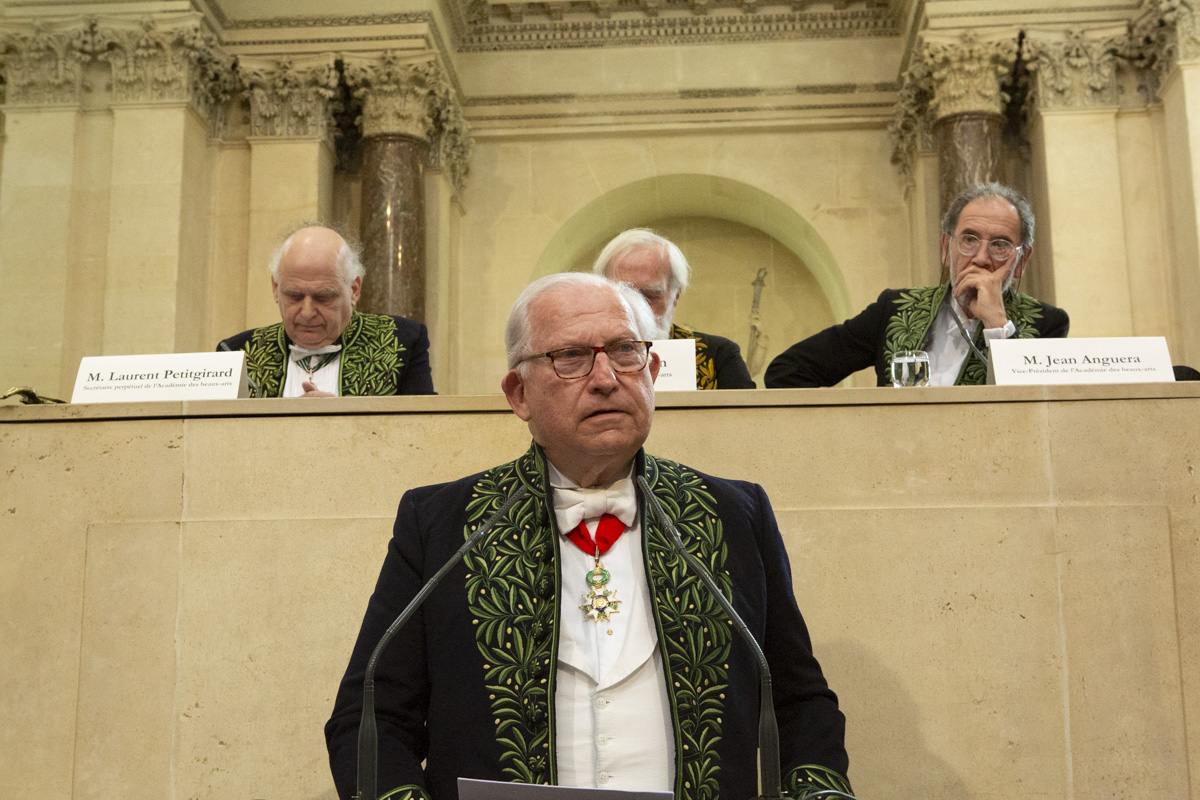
[650,337,697,392]
[71,352,249,403]
[988,336,1174,385]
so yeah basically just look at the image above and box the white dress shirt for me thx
[283,344,342,397]
[926,296,1016,386]
[547,461,675,792]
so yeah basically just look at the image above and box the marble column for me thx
[360,134,428,323]
[345,54,446,323]
[920,30,1019,213]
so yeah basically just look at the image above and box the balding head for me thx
[270,226,363,348]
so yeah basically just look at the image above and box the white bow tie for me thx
[288,343,342,361]
[552,477,637,534]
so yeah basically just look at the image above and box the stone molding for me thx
[344,52,473,193]
[921,30,1020,120]
[240,55,339,144]
[1025,26,1126,110]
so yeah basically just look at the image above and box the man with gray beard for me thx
[765,182,1069,388]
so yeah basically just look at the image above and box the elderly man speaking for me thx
[325,272,849,800]
[218,224,433,397]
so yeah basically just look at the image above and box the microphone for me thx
[217,341,261,397]
[635,476,786,800]
[354,484,531,800]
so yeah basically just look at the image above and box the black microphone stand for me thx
[636,476,786,800]
[354,484,530,800]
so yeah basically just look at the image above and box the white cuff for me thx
[983,320,1017,340]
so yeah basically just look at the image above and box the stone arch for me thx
[533,174,851,321]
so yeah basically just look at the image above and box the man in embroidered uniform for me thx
[216,225,434,397]
[325,272,849,800]
[593,228,756,389]
[764,183,1069,388]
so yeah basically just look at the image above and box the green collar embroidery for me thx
[883,285,1048,386]
[240,311,407,397]
[461,444,731,799]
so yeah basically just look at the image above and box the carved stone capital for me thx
[423,64,473,196]
[87,15,235,118]
[1025,26,1125,109]
[921,30,1020,120]
[889,56,936,190]
[1127,0,1200,99]
[343,52,437,140]
[240,55,339,143]
[0,21,87,106]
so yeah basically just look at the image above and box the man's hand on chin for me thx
[954,264,1010,329]
[300,381,336,398]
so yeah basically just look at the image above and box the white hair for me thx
[591,228,691,295]
[505,273,657,370]
[267,222,366,285]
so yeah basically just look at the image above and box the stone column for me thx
[240,55,339,328]
[0,22,88,396]
[344,53,445,323]
[921,30,1020,214]
[1131,0,1200,366]
[92,16,236,357]
[1025,26,1134,337]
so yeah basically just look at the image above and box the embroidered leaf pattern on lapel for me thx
[786,764,853,799]
[340,313,405,396]
[673,324,719,390]
[243,322,287,397]
[462,451,557,786]
[642,456,731,800]
[882,285,943,368]
[957,290,1048,385]
[378,785,432,800]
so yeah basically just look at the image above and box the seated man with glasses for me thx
[764,182,1069,388]
[325,272,851,800]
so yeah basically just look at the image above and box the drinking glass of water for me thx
[890,350,930,387]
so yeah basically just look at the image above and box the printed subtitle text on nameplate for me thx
[988,336,1174,385]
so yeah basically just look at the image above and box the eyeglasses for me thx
[517,340,653,379]
[955,233,1023,263]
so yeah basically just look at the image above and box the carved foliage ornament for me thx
[922,31,1019,120]
[1025,28,1123,109]
[0,16,235,116]
[345,53,473,193]
[888,56,935,190]
[0,23,85,105]
[1127,0,1200,99]
[241,58,339,141]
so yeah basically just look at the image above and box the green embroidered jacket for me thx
[326,444,849,800]
[764,284,1070,388]
[217,311,434,396]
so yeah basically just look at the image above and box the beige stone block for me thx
[206,143,252,347]
[1046,397,1200,507]
[780,506,1066,799]
[181,413,531,521]
[172,517,397,800]
[1171,505,1200,800]
[647,401,1054,509]
[1116,111,1173,339]
[464,141,534,219]
[584,139,656,195]
[531,142,604,224]
[72,522,179,800]
[1037,110,1133,337]
[0,418,183,798]
[1056,505,1189,799]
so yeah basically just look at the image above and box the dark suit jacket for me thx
[765,285,1069,388]
[217,311,434,396]
[671,325,756,389]
[325,444,849,800]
